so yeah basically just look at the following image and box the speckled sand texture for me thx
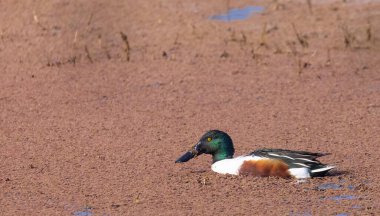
[1,0,379,215]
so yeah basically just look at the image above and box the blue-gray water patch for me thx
[289,210,312,216]
[324,195,357,201]
[317,183,343,190]
[210,6,264,22]
[74,207,92,216]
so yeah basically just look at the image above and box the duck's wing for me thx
[249,148,334,177]
[251,148,329,160]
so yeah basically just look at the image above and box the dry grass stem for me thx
[120,31,131,61]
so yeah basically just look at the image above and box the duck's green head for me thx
[175,130,235,164]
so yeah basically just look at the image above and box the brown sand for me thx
[1,0,379,215]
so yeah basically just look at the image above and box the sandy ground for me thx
[1,0,380,215]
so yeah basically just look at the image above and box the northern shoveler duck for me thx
[175,130,334,179]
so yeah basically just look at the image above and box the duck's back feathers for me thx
[250,148,329,160]
[249,148,334,177]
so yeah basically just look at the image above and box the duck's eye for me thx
[207,137,212,142]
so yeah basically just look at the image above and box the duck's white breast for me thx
[211,155,262,175]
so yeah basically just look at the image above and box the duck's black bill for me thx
[175,141,204,163]
[175,151,196,163]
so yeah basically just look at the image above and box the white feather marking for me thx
[296,158,319,163]
[311,166,335,173]
[288,168,311,179]
[293,162,310,168]
[268,153,295,160]
[279,155,295,160]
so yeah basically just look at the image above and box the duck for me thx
[175,130,334,179]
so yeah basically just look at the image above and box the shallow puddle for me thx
[317,182,358,191]
[317,183,343,190]
[324,195,357,201]
[210,6,264,21]
[289,210,312,216]
[74,207,92,216]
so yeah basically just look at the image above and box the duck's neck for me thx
[212,152,233,163]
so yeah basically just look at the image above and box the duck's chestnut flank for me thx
[239,159,291,178]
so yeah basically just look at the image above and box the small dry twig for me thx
[340,24,356,48]
[87,13,94,26]
[366,21,372,42]
[260,23,268,47]
[84,45,93,63]
[240,31,247,46]
[174,33,180,45]
[325,48,331,66]
[73,31,78,46]
[251,46,257,59]
[33,10,46,30]
[134,193,141,204]
[97,34,102,48]
[306,0,313,14]
[292,23,308,48]
[297,57,303,75]
[120,31,131,61]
